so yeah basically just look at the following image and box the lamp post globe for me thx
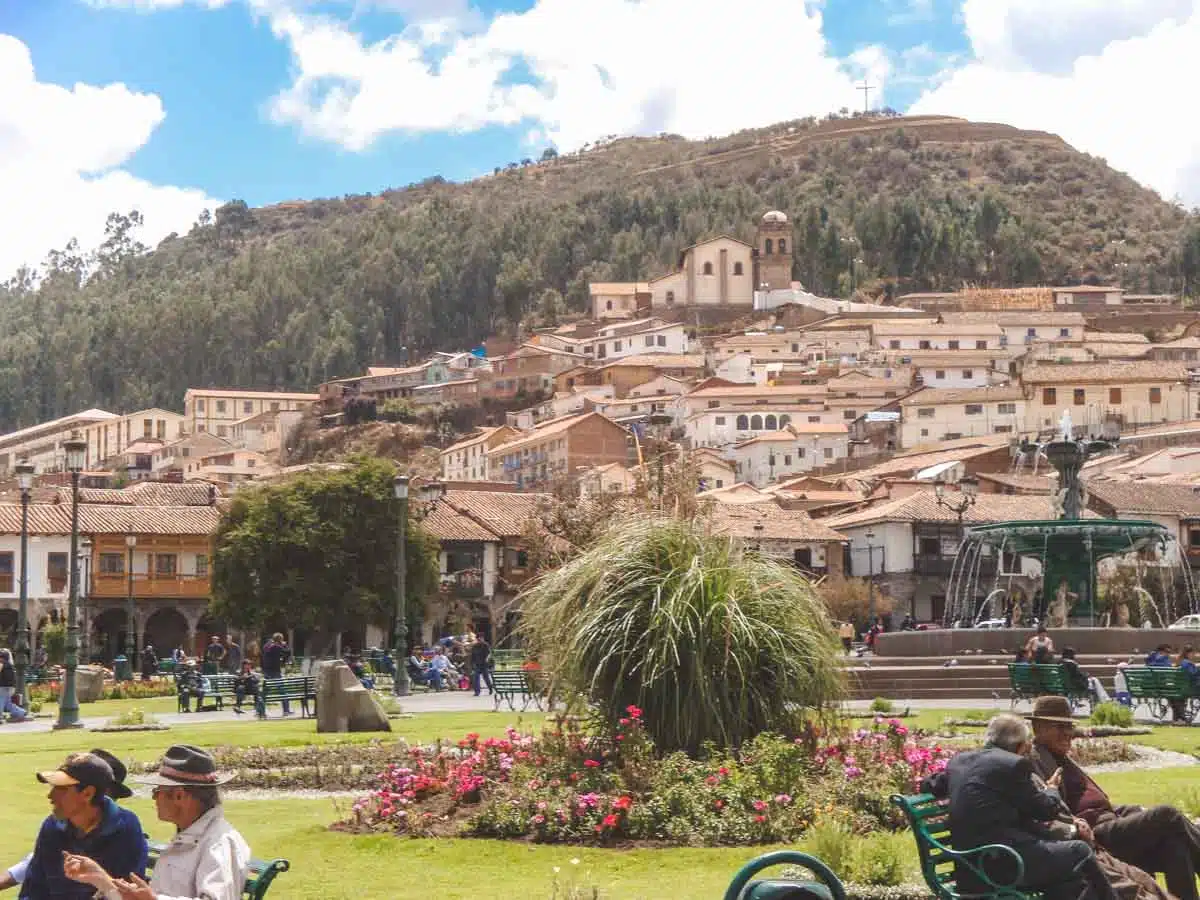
[14,460,34,703]
[55,433,87,729]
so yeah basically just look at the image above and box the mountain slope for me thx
[0,113,1193,433]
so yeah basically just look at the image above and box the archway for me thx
[143,608,189,659]
[91,608,129,664]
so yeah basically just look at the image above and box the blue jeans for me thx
[263,671,289,714]
[471,668,494,696]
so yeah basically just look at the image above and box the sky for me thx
[3,0,1200,280]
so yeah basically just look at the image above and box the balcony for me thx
[90,573,211,599]
[440,569,484,598]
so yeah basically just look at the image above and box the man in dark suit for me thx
[1029,695,1200,900]
[923,713,1115,900]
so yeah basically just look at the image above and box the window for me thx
[794,547,812,569]
[997,402,1017,415]
[1109,388,1122,404]
[843,409,857,420]
[778,239,787,253]
[1027,328,1037,338]
[143,418,152,438]
[216,400,226,413]
[889,340,901,350]
[1073,388,1085,406]
[733,261,744,276]
[1059,328,1070,338]
[1191,529,1200,548]
[935,370,946,380]
[156,420,166,440]
[962,369,973,380]
[919,340,931,350]
[702,261,714,275]
[994,425,1013,433]
[243,401,253,414]
[949,340,960,350]
[217,425,228,437]
[976,340,988,350]
[921,428,929,437]
[765,414,778,430]
[196,399,206,412]
[153,554,177,576]
[736,415,749,430]
[645,336,654,347]
[750,414,764,430]
[270,401,280,412]
[919,537,940,557]
[823,447,833,459]
[784,454,792,465]
[798,448,806,458]
[791,343,799,353]
[765,239,773,254]
[657,335,666,347]
[780,415,791,426]
[613,340,622,352]
[665,291,675,305]
[1150,387,1163,404]
[99,553,124,575]
[0,552,11,592]
[807,415,820,423]
[48,553,68,593]
[715,416,726,425]
[965,404,983,415]
[917,408,935,418]
[1043,388,1057,405]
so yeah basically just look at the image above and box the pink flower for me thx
[602,813,620,828]
[584,759,601,768]
[755,815,767,823]
[626,705,643,719]
[753,800,768,812]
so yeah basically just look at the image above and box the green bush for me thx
[851,835,907,886]
[107,707,158,727]
[869,697,894,714]
[41,623,66,665]
[1090,702,1133,728]
[804,820,855,875]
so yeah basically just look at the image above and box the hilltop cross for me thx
[857,79,873,113]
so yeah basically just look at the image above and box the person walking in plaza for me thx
[64,744,250,900]
[469,636,494,696]
[222,636,241,675]
[21,752,148,899]
[838,621,855,654]
[139,644,157,682]
[202,636,225,676]
[260,633,292,716]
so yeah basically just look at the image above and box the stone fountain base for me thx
[875,627,1187,658]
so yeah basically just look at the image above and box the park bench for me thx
[260,675,317,717]
[892,792,1040,900]
[148,841,289,899]
[492,669,543,712]
[490,649,525,670]
[176,674,239,713]
[1007,663,1089,711]
[1123,665,1200,722]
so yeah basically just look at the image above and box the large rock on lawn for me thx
[316,660,391,733]
[76,665,106,703]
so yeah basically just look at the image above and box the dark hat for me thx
[37,752,115,794]
[137,744,233,787]
[1026,695,1077,725]
[90,748,133,799]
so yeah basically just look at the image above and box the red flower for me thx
[584,759,601,768]
[619,718,631,727]
[602,814,620,828]
[755,815,767,823]
[625,705,643,719]
[612,796,633,810]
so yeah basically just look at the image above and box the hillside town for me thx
[4,210,1200,660]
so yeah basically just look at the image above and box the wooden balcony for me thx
[89,572,211,599]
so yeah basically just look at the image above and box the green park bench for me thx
[892,793,1041,900]
[176,674,238,713]
[490,649,525,670]
[492,669,543,712]
[1123,665,1200,722]
[1007,664,1089,711]
[156,659,177,677]
[148,841,288,899]
[260,675,317,717]
[723,850,846,900]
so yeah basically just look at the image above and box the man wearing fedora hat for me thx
[1,749,136,893]
[1030,695,1200,900]
[19,752,147,900]
[63,745,250,900]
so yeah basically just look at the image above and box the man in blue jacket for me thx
[20,752,147,900]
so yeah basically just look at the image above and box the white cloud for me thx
[886,0,935,27]
[0,34,220,279]
[911,3,1200,204]
[261,0,878,153]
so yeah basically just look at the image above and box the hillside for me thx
[1,112,1196,433]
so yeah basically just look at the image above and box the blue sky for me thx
[2,0,1199,278]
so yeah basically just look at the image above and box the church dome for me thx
[762,210,789,223]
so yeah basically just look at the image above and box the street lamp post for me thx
[934,476,980,524]
[125,534,137,679]
[392,475,411,697]
[14,460,34,703]
[864,529,878,626]
[55,433,87,729]
[79,538,92,664]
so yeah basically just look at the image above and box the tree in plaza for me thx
[816,575,895,626]
[209,456,439,654]
[520,517,844,755]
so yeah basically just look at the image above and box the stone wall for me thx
[876,626,1185,657]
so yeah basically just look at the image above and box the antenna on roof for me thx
[857,79,873,114]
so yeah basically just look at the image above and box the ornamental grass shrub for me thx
[520,517,845,754]
[344,714,954,846]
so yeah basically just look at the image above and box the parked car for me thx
[1169,614,1200,630]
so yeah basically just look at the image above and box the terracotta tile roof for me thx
[1085,343,1150,360]
[734,424,848,447]
[688,384,827,399]
[975,472,1057,493]
[848,437,1012,481]
[57,483,218,507]
[442,490,550,538]
[697,483,770,504]
[874,322,1004,336]
[1084,331,1149,344]
[940,312,1086,326]
[442,426,505,454]
[588,282,650,294]
[708,502,848,542]
[1021,361,1191,384]
[488,412,625,457]
[184,388,318,400]
[900,386,1024,406]
[824,491,1089,529]
[597,353,705,369]
[0,503,221,536]
[421,503,499,542]
[1086,480,1200,518]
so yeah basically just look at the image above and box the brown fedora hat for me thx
[1026,695,1077,725]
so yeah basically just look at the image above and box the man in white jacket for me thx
[63,745,249,900]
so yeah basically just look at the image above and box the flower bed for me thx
[341,712,955,846]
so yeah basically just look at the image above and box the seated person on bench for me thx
[407,651,441,689]
[175,661,210,712]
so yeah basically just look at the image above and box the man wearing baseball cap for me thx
[19,752,147,899]
[64,744,249,900]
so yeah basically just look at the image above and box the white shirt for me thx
[430,656,450,672]
[144,807,250,900]
[9,852,31,883]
